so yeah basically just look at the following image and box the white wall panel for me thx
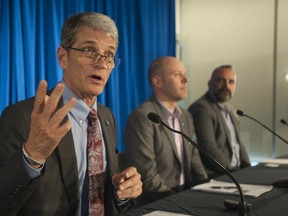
[177,0,288,162]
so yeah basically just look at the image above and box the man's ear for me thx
[208,80,212,88]
[152,75,162,88]
[57,46,68,69]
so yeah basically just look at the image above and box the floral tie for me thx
[87,108,104,216]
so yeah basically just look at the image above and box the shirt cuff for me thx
[22,154,44,178]
[113,188,131,207]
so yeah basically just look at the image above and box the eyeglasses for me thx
[67,47,121,69]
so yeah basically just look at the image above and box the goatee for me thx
[215,90,231,103]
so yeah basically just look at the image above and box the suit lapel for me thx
[228,108,241,143]
[178,114,192,183]
[97,105,118,176]
[56,130,80,211]
[54,98,80,211]
[151,97,182,165]
[162,118,182,163]
[206,93,233,151]
[212,103,233,152]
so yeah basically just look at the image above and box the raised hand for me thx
[24,80,77,167]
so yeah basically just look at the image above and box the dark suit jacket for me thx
[188,92,250,178]
[124,96,208,206]
[0,95,128,216]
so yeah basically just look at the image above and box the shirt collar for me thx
[216,102,229,118]
[156,97,181,120]
[61,81,97,125]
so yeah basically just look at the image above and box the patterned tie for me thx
[87,108,104,216]
[172,116,185,186]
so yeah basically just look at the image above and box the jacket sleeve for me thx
[0,103,43,215]
[189,104,235,172]
[124,109,170,193]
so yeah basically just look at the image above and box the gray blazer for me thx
[0,94,129,216]
[188,92,250,178]
[124,96,208,206]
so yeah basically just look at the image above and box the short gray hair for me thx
[211,64,234,80]
[61,12,119,49]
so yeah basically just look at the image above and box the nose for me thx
[221,80,229,88]
[92,56,108,69]
[182,74,189,83]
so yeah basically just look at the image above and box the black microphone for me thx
[236,110,288,145]
[147,112,250,216]
[280,119,288,127]
[237,109,288,188]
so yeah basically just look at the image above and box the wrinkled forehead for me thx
[78,25,117,42]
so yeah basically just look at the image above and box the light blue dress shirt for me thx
[23,82,107,203]
[62,83,107,198]
[220,106,240,168]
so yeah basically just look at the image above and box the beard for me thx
[214,88,231,103]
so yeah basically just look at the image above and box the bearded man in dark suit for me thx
[188,65,250,179]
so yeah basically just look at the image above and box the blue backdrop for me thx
[0,0,176,151]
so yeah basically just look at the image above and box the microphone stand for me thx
[148,113,249,216]
[237,110,288,145]
[237,110,288,188]
[280,119,288,127]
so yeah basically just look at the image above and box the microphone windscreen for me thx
[280,119,287,125]
[236,110,245,116]
[147,112,161,123]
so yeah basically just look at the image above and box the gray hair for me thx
[61,12,119,49]
[211,65,234,80]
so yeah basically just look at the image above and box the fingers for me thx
[34,80,48,112]
[113,167,137,187]
[52,97,77,135]
[42,83,65,121]
[50,96,77,126]
[32,81,76,128]
[113,167,142,199]
[31,80,48,122]
[26,80,77,162]
[121,166,138,179]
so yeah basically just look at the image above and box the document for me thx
[143,211,194,216]
[261,158,288,165]
[191,179,273,198]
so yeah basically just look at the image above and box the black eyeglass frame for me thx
[67,47,121,68]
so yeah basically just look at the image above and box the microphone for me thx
[236,110,288,145]
[280,119,288,127]
[147,112,250,216]
[237,109,288,188]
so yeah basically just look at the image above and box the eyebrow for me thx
[78,41,116,51]
[170,70,186,74]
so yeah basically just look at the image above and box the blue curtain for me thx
[0,0,176,151]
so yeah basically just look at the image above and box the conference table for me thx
[121,161,288,216]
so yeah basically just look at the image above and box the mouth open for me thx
[90,74,102,81]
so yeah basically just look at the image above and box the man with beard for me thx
[188,65,250,179]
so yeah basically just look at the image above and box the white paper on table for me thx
[143,211,194,216]
[191,179,273,198]
[261,158,288,165]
